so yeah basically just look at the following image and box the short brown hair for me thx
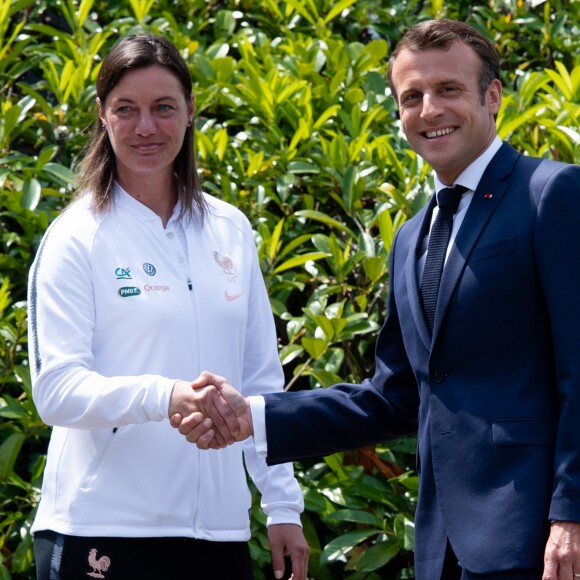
[76,34,206,222]
[387,19,500,105]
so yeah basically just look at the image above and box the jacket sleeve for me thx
[263,227,420,465]
[27,210,174,429]
[239,222,303,526]
[533,163,580,523]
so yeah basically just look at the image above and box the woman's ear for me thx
[97,97,106,128]
[188,94,195,126]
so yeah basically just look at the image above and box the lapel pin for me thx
[484,193,493,199]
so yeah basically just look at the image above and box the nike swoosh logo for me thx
[225,290,243,301]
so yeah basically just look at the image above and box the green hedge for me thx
[1,1,579,578]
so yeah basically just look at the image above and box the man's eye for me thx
[158,104,173,112]
[403,93,420,104]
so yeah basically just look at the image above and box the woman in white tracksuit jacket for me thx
[27,34,308,580]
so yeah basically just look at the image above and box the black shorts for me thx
[34,530,254,580]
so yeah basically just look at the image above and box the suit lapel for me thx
[431,143,520,342]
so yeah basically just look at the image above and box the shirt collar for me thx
[434,136,503,194]
[114,182,182,224]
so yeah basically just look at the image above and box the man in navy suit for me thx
[173,19,580,580]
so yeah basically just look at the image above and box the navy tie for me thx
[421,185,468,331]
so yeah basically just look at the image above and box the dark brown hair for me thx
[387,19,500,105]
[76,34,206,222]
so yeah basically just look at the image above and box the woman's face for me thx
[98,65,193,185]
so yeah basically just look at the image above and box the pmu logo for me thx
[118,286,141,298]
[115,267,132,280]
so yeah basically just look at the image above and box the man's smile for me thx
[424,127,457,139]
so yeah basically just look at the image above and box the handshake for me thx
[168,372,254,449]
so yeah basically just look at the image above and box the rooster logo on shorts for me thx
[87,548,111,578]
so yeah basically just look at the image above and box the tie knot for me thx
[437,185,468,213]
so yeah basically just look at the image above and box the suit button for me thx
[433,370,446,383]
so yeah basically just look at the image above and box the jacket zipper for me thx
[186,270,201,532]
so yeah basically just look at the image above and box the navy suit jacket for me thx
[264,143,580,577]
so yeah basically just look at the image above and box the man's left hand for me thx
[543,521,580,579]
[268,523,309,580]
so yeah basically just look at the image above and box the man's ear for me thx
[487,78,502,116]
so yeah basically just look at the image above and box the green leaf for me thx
[35,145,58,169]
[11,532,35,573]
[356,540,400,572]
[355,474,402,510]
[129,0,155,21]
[279,343,303,365]
[276,233,318,260]
[323,0,357,24]
[555,125,580,143]
[313,105,341,130]
[288,161,321,174]
[0,279,11,314]
[363,256,387,282]
[303,488,329,512]
[545,63,572,101]
[359,232,376,257]
[301,336,327,358]
[0,431,25,482]
[77,0,95,28]
[0,562,12,580]
[518,71,550,104]
[294,210,352,233]
[321,529,379,564]
[394,514,415,550]
[342,165,357,211]
[267,218,285,262]
[325,508,384,528]
[191,54,216,82]
[311,314,336,341]
[497,103,545,139]
[42,162,76,185]
[1,104,21,141]
[273,251,329,273]
[285,0,317,25]
[377,206,395,252]
[21,178,41,210]
[306,368,343,387]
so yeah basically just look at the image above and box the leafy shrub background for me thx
[1,0,579,578]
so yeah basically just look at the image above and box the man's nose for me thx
[420,94,444,120]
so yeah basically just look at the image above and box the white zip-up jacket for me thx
[27,186,303,539]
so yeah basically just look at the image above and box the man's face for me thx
[391,42,501,185]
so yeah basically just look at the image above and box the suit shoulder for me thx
[514,153,578,178]
[523,156,579,195]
